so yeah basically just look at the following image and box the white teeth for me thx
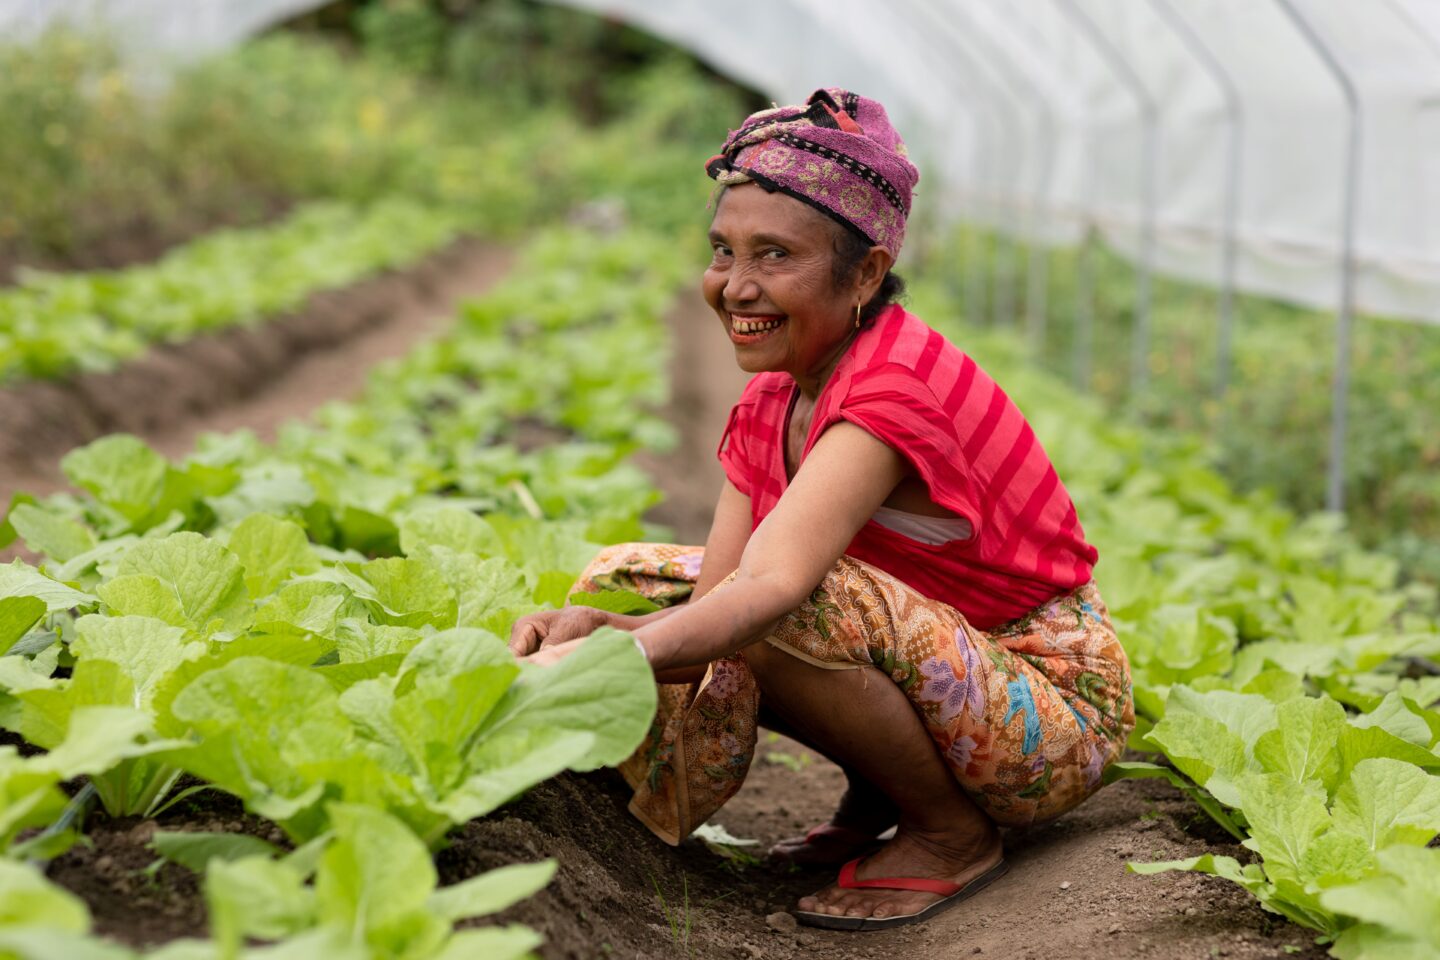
[733,316,784,334]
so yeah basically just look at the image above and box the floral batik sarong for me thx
[571,543,1134,845]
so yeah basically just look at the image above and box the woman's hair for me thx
[828,221,906,327]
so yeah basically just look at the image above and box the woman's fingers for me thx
[534,607,607,650]
[510,608,606,657]
[523,637,584,667]
[508,616,547,657]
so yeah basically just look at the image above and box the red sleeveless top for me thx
[717,304,1097,630]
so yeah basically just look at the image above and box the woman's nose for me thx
[723,263,762,305]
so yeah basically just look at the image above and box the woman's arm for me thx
[631,421,905,673]
[508,481,753,659]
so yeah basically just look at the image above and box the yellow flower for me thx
[358,98,387,135]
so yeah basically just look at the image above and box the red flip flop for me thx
[767,823,890,869]
[793,856,1009,931]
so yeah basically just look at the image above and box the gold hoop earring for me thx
[854,302,862,330]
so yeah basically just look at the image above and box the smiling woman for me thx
[509,88,1134,932]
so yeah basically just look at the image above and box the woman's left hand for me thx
[521,636,585,668]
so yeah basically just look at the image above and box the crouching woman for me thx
[510,88,1133,931]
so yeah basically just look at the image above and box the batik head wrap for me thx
[705,88,920,259]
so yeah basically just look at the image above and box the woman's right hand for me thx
[507,606,612,658]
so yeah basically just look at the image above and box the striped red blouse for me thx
[717,304,1097,630]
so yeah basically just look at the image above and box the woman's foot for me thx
[768,773,899,868]
[795,821,1003,922]
[768,821,893,868]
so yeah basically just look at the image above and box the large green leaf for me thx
[419,548,533,629]
[0,749,68,855]
[0,560,95,613]
[105,534,251,634]
[476,627,655,770]
[1331,758,1440,849]
[1353,692,1435,748]
[434,728,595,824]
[399,506,503,558]
[168,658,344,828]
[12,660,136,750]
[5,504,96,563]
[1144,711,1248,806]
[0,596,46,654]
[253,583,350,642]
[425,861,556,922]
[61,435,168,525]
[1235,772,1332,889]
[1321,846,1440,957]
[356,557,458,630]
[71,615,205,709]
[431,927,543,960]
[316,804,446,954]
[227,514,319,599]
[38,705,174,779]
[205,854,316,950]
[1252,695,1346,792]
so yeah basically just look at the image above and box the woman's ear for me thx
[860,246,895,301]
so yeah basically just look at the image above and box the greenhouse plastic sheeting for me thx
[0,0,323,60]
[5,0,1440,325]
[551,0,1440,326]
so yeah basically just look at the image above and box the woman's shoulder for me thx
[841,305,969,399]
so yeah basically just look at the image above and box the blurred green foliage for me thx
[917,228,1440,585]
[352,0,752,126]
[0,6,756,269]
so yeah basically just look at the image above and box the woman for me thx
[509,89,1133,931]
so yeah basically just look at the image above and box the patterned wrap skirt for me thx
[573,542,1134,846]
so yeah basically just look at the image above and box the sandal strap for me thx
[837,858,965,897]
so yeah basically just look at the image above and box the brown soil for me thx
[0,198,289,288]
[438,751,1326,960]
[46,790,286,948]
[0,238,513,511]
[633,290,750,544]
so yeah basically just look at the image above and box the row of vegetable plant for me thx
[908,275,1440,959]
[0,27,739,388]
[0,201,463,384]
[936,228,1440,586]
[0,226,686,958]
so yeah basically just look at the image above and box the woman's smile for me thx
[727,311,788,345]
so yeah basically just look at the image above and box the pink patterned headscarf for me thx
[705,88,920,259]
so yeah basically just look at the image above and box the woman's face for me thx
[703,183,887,387]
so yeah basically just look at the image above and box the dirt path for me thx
[616,291,1326,960]
[0,239,512,508]
[144,243,512,461]
[634,290,750,544]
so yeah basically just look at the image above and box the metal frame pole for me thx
[892,14,995,327]
[1273,0,1362,514]
[966,1,1061,355]
[914,0,1026,327]
[1054,0,1160,398]
[1150,0,1245,401]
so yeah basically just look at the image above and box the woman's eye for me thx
[712,244,732,258]
[762,248,787,260]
